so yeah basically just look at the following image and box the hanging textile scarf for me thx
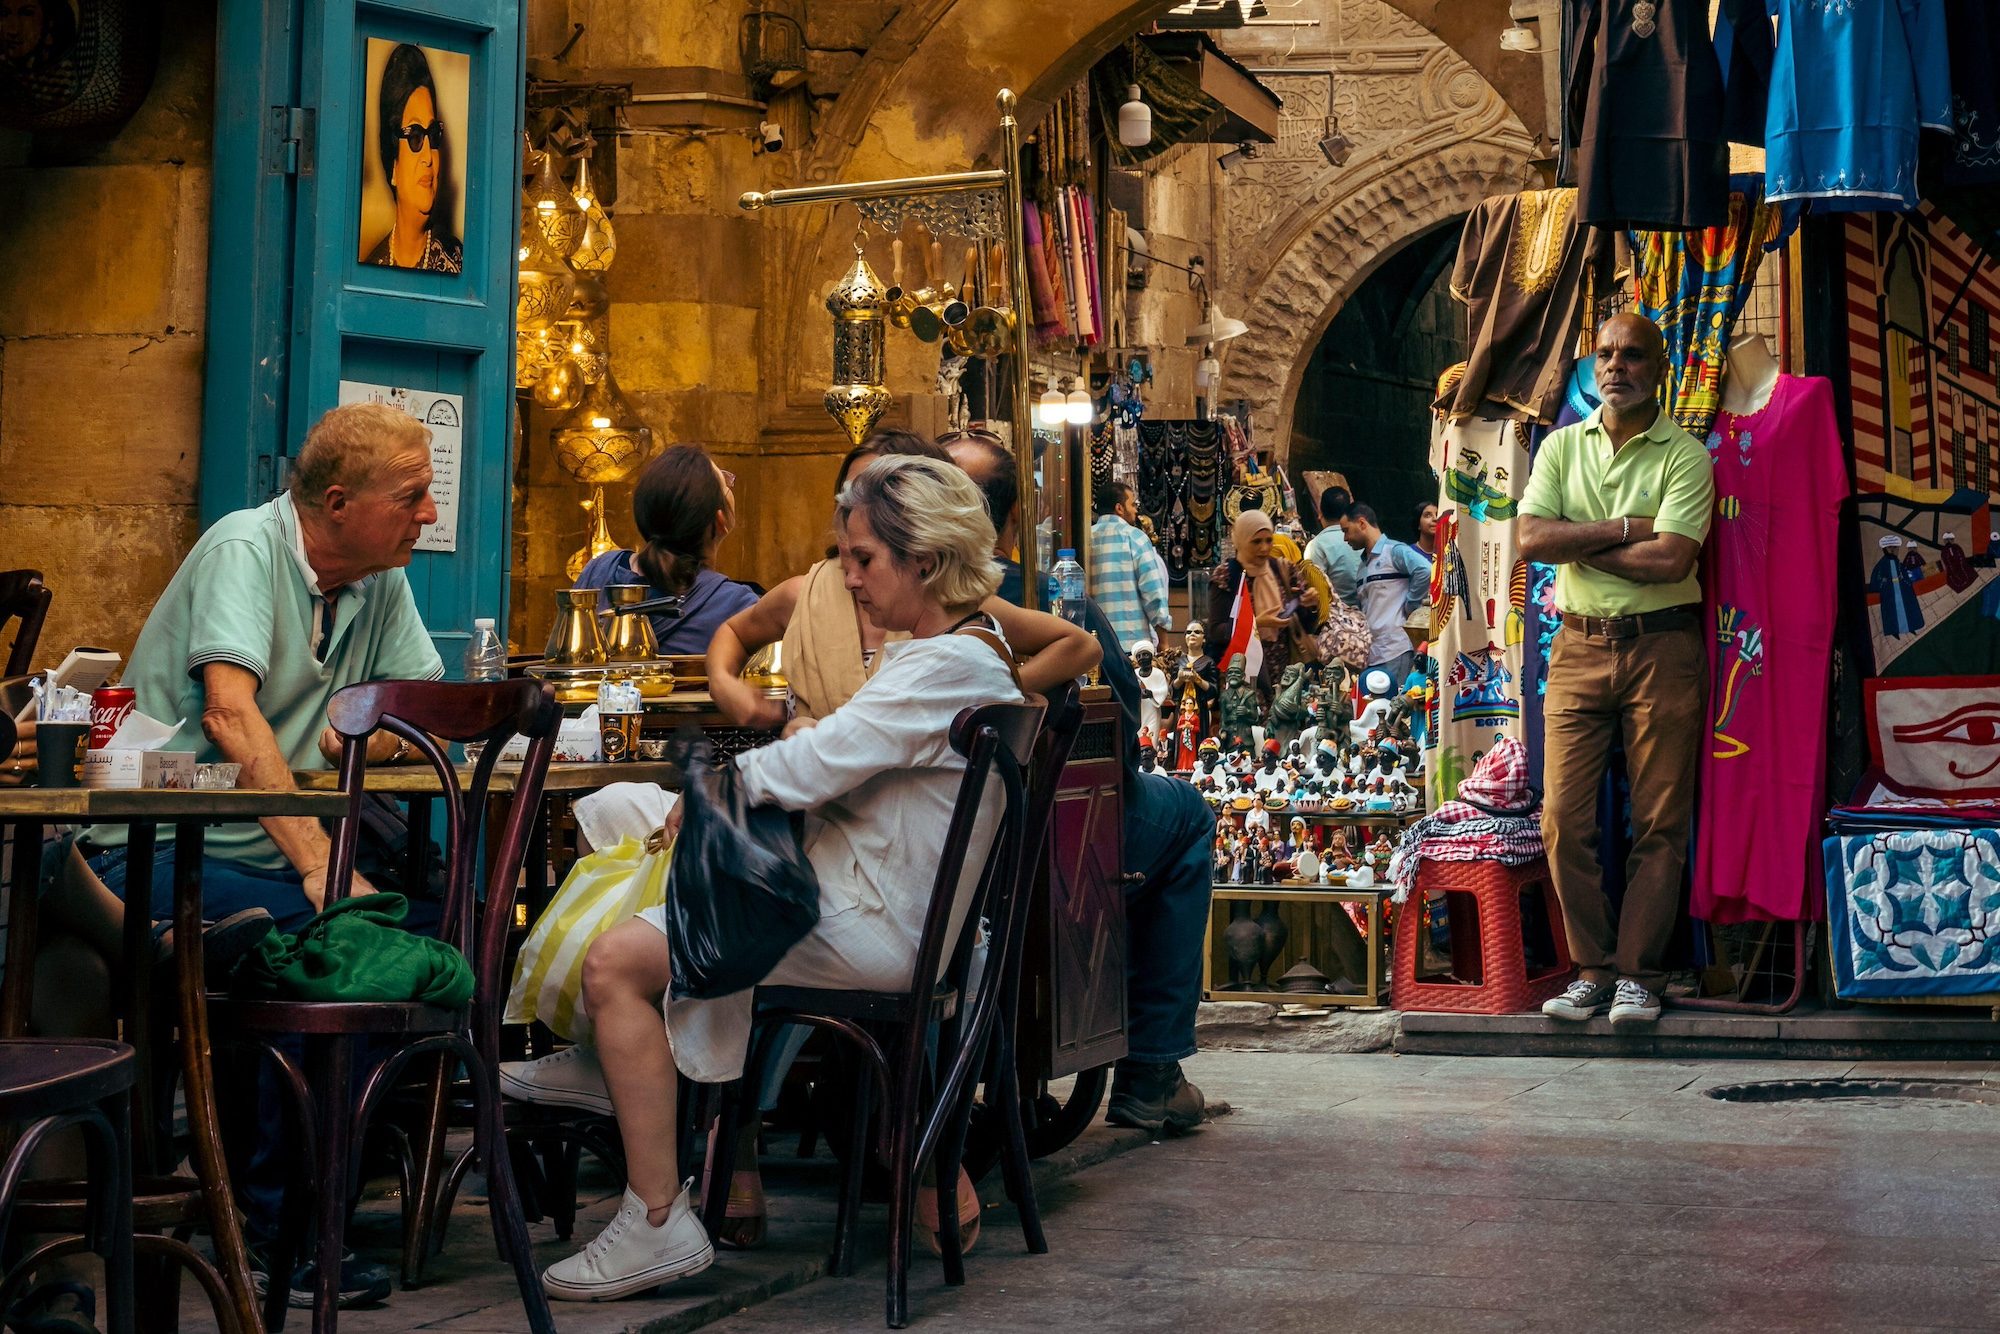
[1022,202,1067,341]
[1627,173,1781,437]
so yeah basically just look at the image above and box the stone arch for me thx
[1225,139,1542,455]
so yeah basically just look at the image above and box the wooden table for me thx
[0,786,348,1334]
[292,760,678,794]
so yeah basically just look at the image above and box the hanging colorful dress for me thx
[1692,375,1850,924]
[1426,414,1535,808]
[1628,175,1782,437]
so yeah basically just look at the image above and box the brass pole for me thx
[999,88,1039,608]
[738,170,1007,213]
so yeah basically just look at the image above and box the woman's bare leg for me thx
[580,919,679,1226]
[43,845,129,961]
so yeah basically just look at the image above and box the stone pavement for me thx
[257,1050,2000,1331]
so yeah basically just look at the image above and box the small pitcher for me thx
[602,584,659,661]
[545,588,607,666]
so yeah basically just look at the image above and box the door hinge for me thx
[267,106,316,176]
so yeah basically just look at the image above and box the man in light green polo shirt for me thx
[1518,313,1715,1029]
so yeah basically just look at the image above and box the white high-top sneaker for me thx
[498,1045,613,1115]
[543,1179,714,1301]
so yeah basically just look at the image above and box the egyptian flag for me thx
[1221,573,1263,681]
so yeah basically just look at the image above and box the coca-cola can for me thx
[89,687,136,750]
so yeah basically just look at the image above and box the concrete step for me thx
[1396,1000,2000,1061]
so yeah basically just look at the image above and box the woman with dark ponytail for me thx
[575,444,761,652]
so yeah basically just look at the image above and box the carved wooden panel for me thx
[1030,701,1128,1078]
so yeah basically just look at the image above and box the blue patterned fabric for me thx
[1824,828,2000,998]
[1087,512,1171,649]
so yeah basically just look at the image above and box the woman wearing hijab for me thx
[1205,509,1320,702]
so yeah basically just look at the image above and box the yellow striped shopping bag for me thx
[504,835,672,1041]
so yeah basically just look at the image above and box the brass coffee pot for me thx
[602,584,659,661]
[544,588,607,666]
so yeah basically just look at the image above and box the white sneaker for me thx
[499,1046,614,1115]
[542,1180,714,1301]
[1541,978,1613,1021]
[1607,980,1662,1029]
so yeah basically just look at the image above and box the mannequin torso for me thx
[1718,332,1780,417]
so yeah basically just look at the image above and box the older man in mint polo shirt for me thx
[1517,314,1715,1031]
[68,401,444,930]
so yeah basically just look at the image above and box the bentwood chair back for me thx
[701,697,1045,1328]
[208,678,560,1334]
[0,572,50,678]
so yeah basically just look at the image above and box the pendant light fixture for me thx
[1118,84,1152,148]
[1064,386,1095,425]
[1036,385,1068,426]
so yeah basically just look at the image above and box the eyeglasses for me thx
[398,120,445,153]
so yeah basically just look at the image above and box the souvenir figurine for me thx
[1131,642,1170,743]
[1312,740,1341,784]
[1253,739,1288,795]
[1269,663,1310,751]
[1348,853,1377,888]
[1192,737,1226,797]
[1136,730,1158,773]
[1174,684,1204,771]
[1294,844,1321,883]
[1176,619,1220,738]
[1220,654,1261,755]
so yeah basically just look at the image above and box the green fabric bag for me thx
[234,892,474,1009]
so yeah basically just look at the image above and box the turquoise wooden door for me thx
[203,0,525,672]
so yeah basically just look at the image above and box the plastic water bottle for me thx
[464,617,508,682]
[1051,550,1091,685]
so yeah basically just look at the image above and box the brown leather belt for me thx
[1555,603,1702,641]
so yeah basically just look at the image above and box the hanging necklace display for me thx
[1165,430,1191,581]
[1184,420,1222,569]
[823,227,893,446]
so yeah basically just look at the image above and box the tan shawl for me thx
[780,558,908,722]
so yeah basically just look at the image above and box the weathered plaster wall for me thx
[0,1,214,667]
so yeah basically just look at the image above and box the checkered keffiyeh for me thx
[1389,739,1544,900]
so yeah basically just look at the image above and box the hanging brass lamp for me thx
[551,368,656,484]
[822,245,891,446]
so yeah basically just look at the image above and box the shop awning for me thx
[1092,32,1282,164]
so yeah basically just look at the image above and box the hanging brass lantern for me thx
[517,204,576,332]
[527,146,587,259]
[564,489,622,583]
[569,157,619,273]
[822,251,891,446]
[551,368,656,484]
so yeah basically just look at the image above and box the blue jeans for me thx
[1120,771,1216,1065]
[86,841,318,934]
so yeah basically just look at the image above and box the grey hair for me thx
[291,402,430,507]
[835,455,1002,610]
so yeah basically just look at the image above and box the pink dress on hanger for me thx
[1692,374,1849,923]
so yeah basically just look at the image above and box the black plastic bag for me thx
[664,737,820,1000]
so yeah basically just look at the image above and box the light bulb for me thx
[1118,85,1152,148]
[1065,388,1094,424]
[1196,355,1220,390]
[1037,388,1067,425]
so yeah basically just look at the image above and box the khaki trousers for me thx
[1540,623,1705,992]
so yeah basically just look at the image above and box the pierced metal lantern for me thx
[823,254,891,446]
[551,369,655,484]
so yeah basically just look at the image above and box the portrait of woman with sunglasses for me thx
[362,42,463,273]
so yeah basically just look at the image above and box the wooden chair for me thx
[0,572,50,678]
[0,1040,136,1334]
[207,679,561,1333]
[701,698,1045,1328]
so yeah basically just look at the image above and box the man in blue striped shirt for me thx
[1088,481,1172,650]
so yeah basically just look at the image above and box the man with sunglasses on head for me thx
[364,42,462,273]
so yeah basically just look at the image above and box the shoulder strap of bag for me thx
[950,611,1024,691]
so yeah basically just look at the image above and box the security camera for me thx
[1216,142,1259,171]
[759,120,784,153]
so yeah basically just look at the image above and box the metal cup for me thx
[598,709,642,763]
[34,721,89,788]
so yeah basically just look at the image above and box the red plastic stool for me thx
[1392,857,1575,1013]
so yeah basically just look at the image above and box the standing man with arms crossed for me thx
[1517,314,1715,1029]
[1341,503,1430,685]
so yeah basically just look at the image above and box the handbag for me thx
[1317,599,1373,670]
[504,835,672,1041]
[662,737,821,1000]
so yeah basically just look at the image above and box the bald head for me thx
[1593,313,1667,417]
[943,433,1018,558]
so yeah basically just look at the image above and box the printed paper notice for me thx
[336,380,464,553]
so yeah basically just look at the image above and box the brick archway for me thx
[1224,139,1543,456]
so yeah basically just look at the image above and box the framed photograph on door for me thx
[357,37,470,273]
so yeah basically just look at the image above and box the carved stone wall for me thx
[1208,0,1542,457]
